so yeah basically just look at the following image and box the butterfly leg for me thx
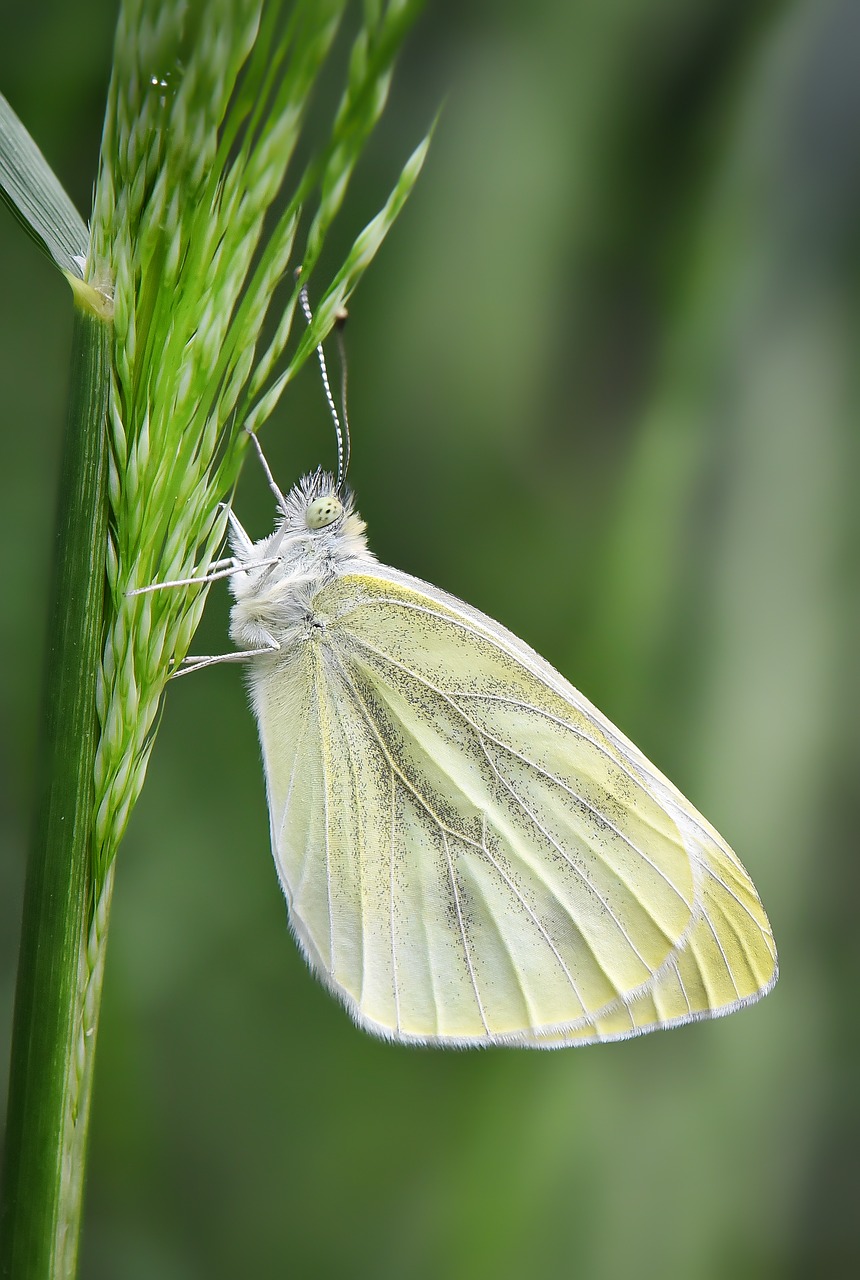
[127,501,263,599]
[127,554,281,597]
[245,429,289,516]
[171,629,280,679]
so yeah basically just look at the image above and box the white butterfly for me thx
[187,450,773,1049]
[156,298,776,1048]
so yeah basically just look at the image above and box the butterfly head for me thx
[280,469,354,535]
[236,468,369,572]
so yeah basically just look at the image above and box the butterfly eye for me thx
[305,494,343,529]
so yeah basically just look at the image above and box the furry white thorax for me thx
[229,471,373,651]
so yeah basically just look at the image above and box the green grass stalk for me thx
[0,302,112,1280]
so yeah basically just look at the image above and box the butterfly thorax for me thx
[229,471,373,650]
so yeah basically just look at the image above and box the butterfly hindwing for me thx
[253,568,777,1045]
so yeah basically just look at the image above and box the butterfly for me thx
[165,303,777,1048]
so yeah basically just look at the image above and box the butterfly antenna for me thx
[299,284,350,493]
[334,309,351,489]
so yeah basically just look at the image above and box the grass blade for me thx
[0,93,89,277]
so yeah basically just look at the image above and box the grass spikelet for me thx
[90,0,429,889]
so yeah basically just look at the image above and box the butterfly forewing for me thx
[255,568,776,1045]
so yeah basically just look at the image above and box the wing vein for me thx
[468,814,543,1028]
[389,770,401,1034]
[314,653,336,973]
[441,829,490,1034]
[700,911,742,999]
[708,892,769,988]
[698,855,773,937]
[671,958,692,1014]
[329,684,367,1006]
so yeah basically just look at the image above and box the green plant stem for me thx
[1,304,112,1280]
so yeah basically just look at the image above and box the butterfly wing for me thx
[251,566,777,1046]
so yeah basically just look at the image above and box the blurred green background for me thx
[2,1,859,1276]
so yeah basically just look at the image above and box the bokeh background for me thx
[2,1,859,1276]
